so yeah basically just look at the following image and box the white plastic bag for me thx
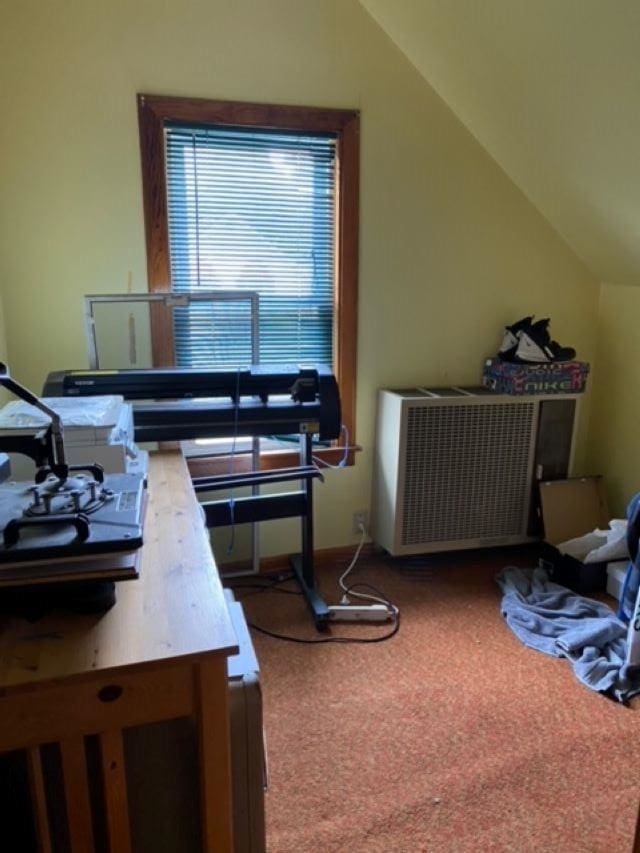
[558,519,629,564]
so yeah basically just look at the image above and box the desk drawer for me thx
[0,663,195,752]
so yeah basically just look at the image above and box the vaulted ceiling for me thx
[360,0,640,286]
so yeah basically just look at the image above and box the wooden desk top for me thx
[0,451,238,692]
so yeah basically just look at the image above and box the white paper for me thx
[557,519,629,564]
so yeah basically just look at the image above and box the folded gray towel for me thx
[496,566,634,700]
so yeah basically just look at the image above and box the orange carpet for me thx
[235,549,640,853]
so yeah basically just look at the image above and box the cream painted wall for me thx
[360,0,640,287]
[587,284,640,516]
[0,0,600,554]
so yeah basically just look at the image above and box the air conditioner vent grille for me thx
[401,402,535,545]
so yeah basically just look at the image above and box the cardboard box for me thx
[538,476,609,594]
[482,359,589,395]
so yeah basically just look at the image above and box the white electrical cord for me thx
[312,424,350,470]
[338,523,399,618]
[338,524,367,600]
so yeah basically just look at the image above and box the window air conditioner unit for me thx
[371,386,578,556]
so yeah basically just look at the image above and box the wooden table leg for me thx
[632,796,640,853]
[100,729,132,853]
[27,747,52,853]
[60,737,95,853]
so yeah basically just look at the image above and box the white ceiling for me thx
[360,0,640,285]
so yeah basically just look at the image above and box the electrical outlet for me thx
[352,510,368,534]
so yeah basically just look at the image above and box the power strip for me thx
[327,604,391,622]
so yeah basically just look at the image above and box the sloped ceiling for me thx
[360,0,640,286]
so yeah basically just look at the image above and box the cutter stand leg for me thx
[290,433,330,630]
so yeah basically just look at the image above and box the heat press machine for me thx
[0,364,147,614]
[44,363,341,628]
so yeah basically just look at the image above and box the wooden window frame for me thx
[137,93,359,474]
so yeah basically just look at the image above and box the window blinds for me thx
[165,124,337,369]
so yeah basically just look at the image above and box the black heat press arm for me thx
[0,363,69,480]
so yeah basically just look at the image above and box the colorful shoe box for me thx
[482,358,589,395]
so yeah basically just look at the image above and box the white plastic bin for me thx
[606,560,629,601]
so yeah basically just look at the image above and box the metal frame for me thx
[83,290,260,371]
[83,290,262,577]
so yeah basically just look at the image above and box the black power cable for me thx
[246,611,400,645]
[226,574,400,645]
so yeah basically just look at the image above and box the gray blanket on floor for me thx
[496,566,636,701]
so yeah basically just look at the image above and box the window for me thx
[137,95,359,472]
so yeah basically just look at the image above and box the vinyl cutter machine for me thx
[44,364,342,628]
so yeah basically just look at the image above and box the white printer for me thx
[0,395,147,477]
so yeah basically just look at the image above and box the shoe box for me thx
[482,358,590,395]
[537,476,610,594]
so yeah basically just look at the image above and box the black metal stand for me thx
[289,433,330,630]
[192,432,331,631]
